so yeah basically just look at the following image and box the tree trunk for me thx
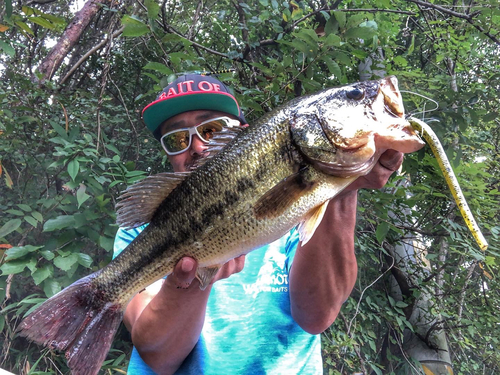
[37,0,106,82]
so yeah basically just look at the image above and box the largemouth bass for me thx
[19,76,426,375]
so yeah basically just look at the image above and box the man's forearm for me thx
[289,190,358,334]
[131,279,212,374]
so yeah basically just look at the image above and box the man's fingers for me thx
[212,255,246,283]
[378,149,404,172]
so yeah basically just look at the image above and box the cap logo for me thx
[157,80,223,101]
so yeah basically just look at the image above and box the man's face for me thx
[160,110,240,172]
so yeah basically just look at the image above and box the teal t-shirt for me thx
[113,226,322,374]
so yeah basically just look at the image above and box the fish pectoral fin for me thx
[297,175,358,245]
[297,200,329,246]
[254,170,316,220]
[116,172,190,229]
[196,265,222,290]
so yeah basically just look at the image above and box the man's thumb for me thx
[171,257,198,289]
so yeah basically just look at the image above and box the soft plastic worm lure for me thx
[409,117,488,251]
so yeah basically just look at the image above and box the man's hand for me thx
[289,149,404,334]
[345,149,404,192]
[167,255,246,289]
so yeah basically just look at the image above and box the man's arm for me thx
[125,257,245,375]
[289,150,404,334]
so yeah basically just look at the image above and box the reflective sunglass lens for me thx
[196,120,225,141]
[162,130,190,153]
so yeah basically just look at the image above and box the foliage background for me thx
[0,0,498,374]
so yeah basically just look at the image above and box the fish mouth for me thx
[312,153,378,178]
[380,76,405,118]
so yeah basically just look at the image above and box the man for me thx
[113,74,404,374]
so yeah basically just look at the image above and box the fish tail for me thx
[18,272,123,375]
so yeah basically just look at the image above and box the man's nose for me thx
[189,134,208,156]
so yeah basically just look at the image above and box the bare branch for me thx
[37,0,107,82]
[59,26,125,86]
[405,0,477,20]
[406,0,500,46]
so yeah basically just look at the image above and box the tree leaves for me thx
[43,215,76,232]
[121,15,150,37]
[0,219,21,238]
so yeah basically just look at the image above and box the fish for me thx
[18,76,426,375]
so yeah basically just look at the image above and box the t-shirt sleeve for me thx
[284,227,300,273]
[112,225,147,259]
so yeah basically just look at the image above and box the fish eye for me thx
[346,88,364,100]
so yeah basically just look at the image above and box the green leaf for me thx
[53,253,78,271]
[68,159,79,181]
[32,211,43,222]
[145,0,160,19]
[324,33,341,47]
[332,51,351,65]
[143,62,172,76]
[17,204,32,212]
[43,279,61,297]
[43,215,76,232]
[407,34,415,55]
[40,250,55,261]
[324,14,339,35]
[0,41,15,57]
[121,15,150,37]
[40,13,67,26]
[369,339,376,352]
[24,215,38,228]
[333,11,346,28]
[49,119,68,139]
[321,56,341,79]
[5,245,41,261]
[0,218,22,238]
[0,260,27,275]
[5,209,24,216]
[32,265,53,285]
[483,112,497,122]
[282,9,290,22]
[77,253,93,268]
[295,29,318,46]
[375,221,389,243]
[99,236,115,252]
[5,0,13,19]
[76,185,90,209]
[393,55,408,67]
[28,16,54,30]
[345,26,376,40]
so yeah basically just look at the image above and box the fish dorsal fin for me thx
[116,172,190,229]
[190,126,245,170]
[196,265,222,290]
[297,201,329,246]
[254,171,317,220]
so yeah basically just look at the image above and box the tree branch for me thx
[37,0,107,82]
[405,0,476,20]
[406,0,500,46]
[59,26,125,86]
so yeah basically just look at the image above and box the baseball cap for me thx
[142,74,246,139]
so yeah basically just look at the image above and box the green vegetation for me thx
[0,0,498,373]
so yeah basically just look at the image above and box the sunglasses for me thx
[160,117,241,156]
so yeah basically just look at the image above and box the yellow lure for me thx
[409,117,488,251]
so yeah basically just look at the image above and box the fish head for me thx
[290,76,425,177]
